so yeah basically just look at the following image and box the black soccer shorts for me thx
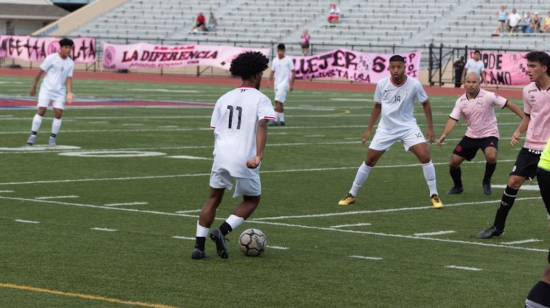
[453,136,499,161]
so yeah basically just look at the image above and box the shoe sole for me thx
[338,200,355,206]
[478,231,504,239]
[210,230,228,259]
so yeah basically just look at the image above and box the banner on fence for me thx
[0,36,96,63]
[102,42,270,70]
[290,49,421,83]
[468,50,531,86]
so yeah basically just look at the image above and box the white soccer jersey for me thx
[210,86,276,178]
[465,59,485,76]
[373,76,428,133]
[271,56,295,89]
[39,53,74,97]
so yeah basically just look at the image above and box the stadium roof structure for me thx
[0,0,69,20]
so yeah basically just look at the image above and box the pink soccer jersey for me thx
[449,89,508,138]
[523,82,550,151]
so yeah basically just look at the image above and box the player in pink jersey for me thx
[479,51,550,239]
[437,72,523,195]
[191,52,275,259]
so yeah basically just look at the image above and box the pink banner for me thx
[468,50,531,85]
[290,49,421,83]
[0,36,96,63]
[102,43,270,70]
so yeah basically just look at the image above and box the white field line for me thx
[446,265,482,271]
[349,255,383,260]
[0,190,14,193]
[330,223,372,228]
[104,202,148,207]
[267,246,290,250]
[91,227,117,232]
[493,184,540,191]
[0,160,516,186]
[414,230,456,237]
[175,210,202,214]
[122,124,144,126]
[173,236,194,240]
[166,155,212,160]
[501,239,542,245]
[0,196,546,254]
[251,197,540,221]
[14,219,39,224]
[35,195,79,200]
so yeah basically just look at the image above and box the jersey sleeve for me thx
[373,83,382,104]
[416,82,429,104]
[271,59,276,72]
[210,101,222,129]
[464,60,471,70]
[258,96,276,121]
[449,99,462,120]
[287,58,295,71]
[492,92,507,108]
[68,62,74,78]
[40,55,54,71]
[523,88,531,115]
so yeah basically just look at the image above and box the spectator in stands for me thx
[532,12,542,32]
[506,8,522,36]
[300,29,311,56]
[191,12,206,32]
[453,56,465,88]
[327,3,340,27]
[493,6,507,34]
[521,12,532,33]
[462,50,486,85]
[542,12,550,33]
[207,12,217,31]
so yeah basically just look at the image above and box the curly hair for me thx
[230,51,269,79]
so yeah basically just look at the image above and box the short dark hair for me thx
[389,55,405,63]
[59,38,74,47]
[524,51,550,76]
[277,43,286,51]
[229,51,269,79]
[474,50,481,55]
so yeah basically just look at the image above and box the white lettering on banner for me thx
[0,35,96,63]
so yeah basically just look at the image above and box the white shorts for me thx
[38,90,65,110]
[274,86,289,103]
[369,126,426,152]
[209,170,261,198]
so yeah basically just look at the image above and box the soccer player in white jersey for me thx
[191,51,275,260]
[461,50,486,85]
[338,55,443,209]
[268,43,295,126]
[26,38,75,147]
[478,51,550,239]
[437,72,523,195]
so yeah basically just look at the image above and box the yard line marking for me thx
[104,202,148,207]
[91,227,117,232]
[501,239,542,245]
[166,155,212,160]
[14,219,39,224]
[0,160,516,186]
[414,230,456,237]
[35,195,79,200]
[175,210,202,214]
[446,265,482,271]
[267,246,289,250]
[0,196,546,253]
[349,255,383,260]
[173,236,194,240]
[0,282,184,308]
[330,223,372,228]
[252,197,540,221]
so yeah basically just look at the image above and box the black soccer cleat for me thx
[279,121,285,126]
[191,248,208,260]
[478,226,504,239]
[210,229,228,259]
[446,186,464,195]
[482,181,492,195]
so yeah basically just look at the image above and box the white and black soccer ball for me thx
[238,228,266,257]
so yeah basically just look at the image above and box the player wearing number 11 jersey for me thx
[192,51,275,260]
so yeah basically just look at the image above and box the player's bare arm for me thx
[362,103,381,146]
[30,69,45,96]
[290,70,296,91]
[437,118,458,146]
[66,77,75,104]
[422,100,435,143]
[461,68,468,84]
[247,119,268,169]
[267,71,274,88]
[504,101,524,119]
[511,114,530,146]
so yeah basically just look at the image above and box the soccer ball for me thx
[238,228,266,257]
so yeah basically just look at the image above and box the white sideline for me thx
[0,160,516,186]
[501,239,542,245]
[330,223,372,228]
[14,219,39,224]
[349,255,383,260]
[414,230,456,237]
[446,265,482,271]
[0,196,546,254]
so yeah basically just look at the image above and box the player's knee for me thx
[449,161,461,169]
